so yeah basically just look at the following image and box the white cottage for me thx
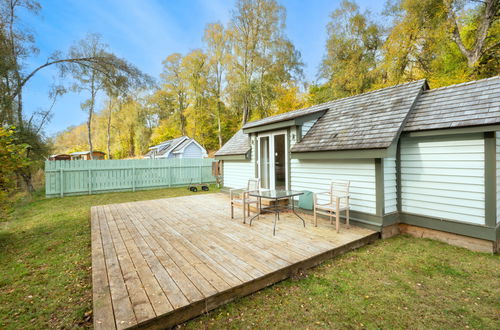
[215,77,500,253]
[144,136,208,159]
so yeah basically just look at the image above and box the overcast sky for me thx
[20,0,385,136]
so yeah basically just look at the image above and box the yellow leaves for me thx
[0,126,32,217]
[271,83,307,116]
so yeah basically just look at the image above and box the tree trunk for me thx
[179,96,186,135]
[8,0,23,129]
[129,126,135,157]
[21,172,34,193]
[448,0,498,69]
[217,100,223,148]
[242,94,250,125]
[3,76,13,125]
[107,108,112,159]
[87,111,93,159]
[16,87,23,129]
[87,74,96,160]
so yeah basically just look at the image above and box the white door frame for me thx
[257,130,288,190]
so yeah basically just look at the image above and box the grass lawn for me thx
[0,186,217,329]
[182,236,500,329]
[1,188,499,329]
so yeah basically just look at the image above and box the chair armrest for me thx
[313,191,329,204]
[229,188,245,199]
[313,191,331,196]
[331,194,350,206]
[331,194,350,199]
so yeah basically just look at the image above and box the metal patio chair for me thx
[230,178,261,224]
[313,180,350,233]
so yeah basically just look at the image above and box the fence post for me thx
[168,165,172,187]
[88,169,92,195]
[199,163,203,184]
[60,168,64,197]
[132,166,136,192]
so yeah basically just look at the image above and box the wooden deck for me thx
[91,193,378,329]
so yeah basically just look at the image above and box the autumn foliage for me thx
[0,127,31,215]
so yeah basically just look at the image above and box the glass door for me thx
[259,136,270,189]
[258,131,287,190]
[273,134,286,190]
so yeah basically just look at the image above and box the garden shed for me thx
[215,76,500,252]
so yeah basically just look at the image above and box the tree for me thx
[0,126,30,216]
[271,82,307,116]
[227,0,303,124]
[0,0,41,129]
[182,49,210,146]
[0,0,145,129]
[103,96,117,159]
[204,22,230,148]
[446,0,499,69]
[319,0,383,98]
[382,0,499,85]
[160,53,190,135]
[0,0,151,191]
[62,34,150,159]
[67,34,106,160]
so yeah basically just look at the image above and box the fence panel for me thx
[45,158,217,197]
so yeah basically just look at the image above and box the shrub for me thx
[0,126,31,217]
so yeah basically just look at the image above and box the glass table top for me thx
[248,189,304,199]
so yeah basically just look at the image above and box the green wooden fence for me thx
[45,158,216,197]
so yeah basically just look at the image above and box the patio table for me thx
[248,190,305,235]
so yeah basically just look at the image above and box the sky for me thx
[20,0,386,136]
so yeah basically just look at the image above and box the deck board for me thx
[92,193,378,329]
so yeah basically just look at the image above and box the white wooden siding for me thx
[223,160,255,188]
[301,119,318,138]
[496,132,500,224]
[182,142,203,158]
[400,134,485,225]
[384,157,397,214]
[291,159,376,214]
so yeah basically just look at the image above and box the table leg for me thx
[292,197,305,227]
[249,196,262,226]
[273,207,277,236]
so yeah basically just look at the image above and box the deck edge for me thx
[126,231,380,330]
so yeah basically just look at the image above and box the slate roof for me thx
[291,80,426,152]
[404,76,500,132]
[243,104,329,129]
[172,138,193,153]
[214,129,250,156]
[215,77,499,157]
[145,136,189,157]
[70,151,105,155]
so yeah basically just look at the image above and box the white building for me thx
[215,77,500,253]
[144,136,208,159]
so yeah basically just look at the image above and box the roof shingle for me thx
[404,76,500,132]
[243,104,329,129]
[214,129,250,156]
[291,80,426,152]
[145,136,188,157]
[215,77,499,157]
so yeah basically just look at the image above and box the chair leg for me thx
[346,208,350,228]
[330,212,333,225]
[336,211,340,233]
[243,200,246,224]
[247,202,250,217]
[231,202,234,219]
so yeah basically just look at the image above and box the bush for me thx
[0,126,31,218]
